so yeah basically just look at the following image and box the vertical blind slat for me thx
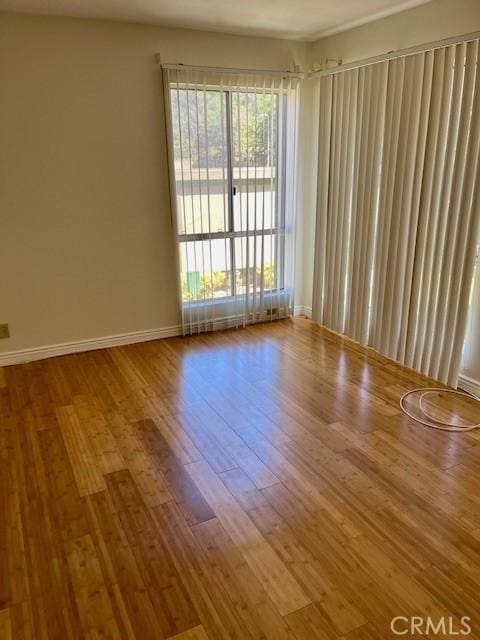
[388,54,423,360]
[398,51,434,364]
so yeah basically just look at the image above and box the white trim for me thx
[311,29,480,78]
[457,373,480,398]
[294,305,312,318]
[0,326,182,367]
[310,0,432,41]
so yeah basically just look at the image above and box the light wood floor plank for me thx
[65,533,122,638]
[56,405,107,496]
[185,458,311,616]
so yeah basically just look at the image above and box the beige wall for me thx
[0,12,307,353]
[310,0,480,66]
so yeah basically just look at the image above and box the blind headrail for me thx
[160,62,304,79]
[310,29,480,78]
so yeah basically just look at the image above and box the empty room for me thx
[2,0,480,638]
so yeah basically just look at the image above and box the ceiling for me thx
[0,0,432,41]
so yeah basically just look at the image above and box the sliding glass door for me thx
[165,69,297,334]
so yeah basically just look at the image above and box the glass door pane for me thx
[180,238,232,301]
[234,235,277,294]
[171,86,234,304]
[230,91,279,233]
[170,88,230,236]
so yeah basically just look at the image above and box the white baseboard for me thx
[457,373,480,398]
[0,325,182,367]
[0,311,313,368]
[294,305,312,318]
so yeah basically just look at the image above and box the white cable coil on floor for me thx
[399,388,480,431]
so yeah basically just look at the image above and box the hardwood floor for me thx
[1,317,480,639]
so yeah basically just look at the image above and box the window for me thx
[164,70,298,333]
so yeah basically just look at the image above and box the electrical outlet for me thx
[0,323,10,339]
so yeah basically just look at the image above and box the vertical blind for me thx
[313,39,480,386]
[163,67,299,335]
